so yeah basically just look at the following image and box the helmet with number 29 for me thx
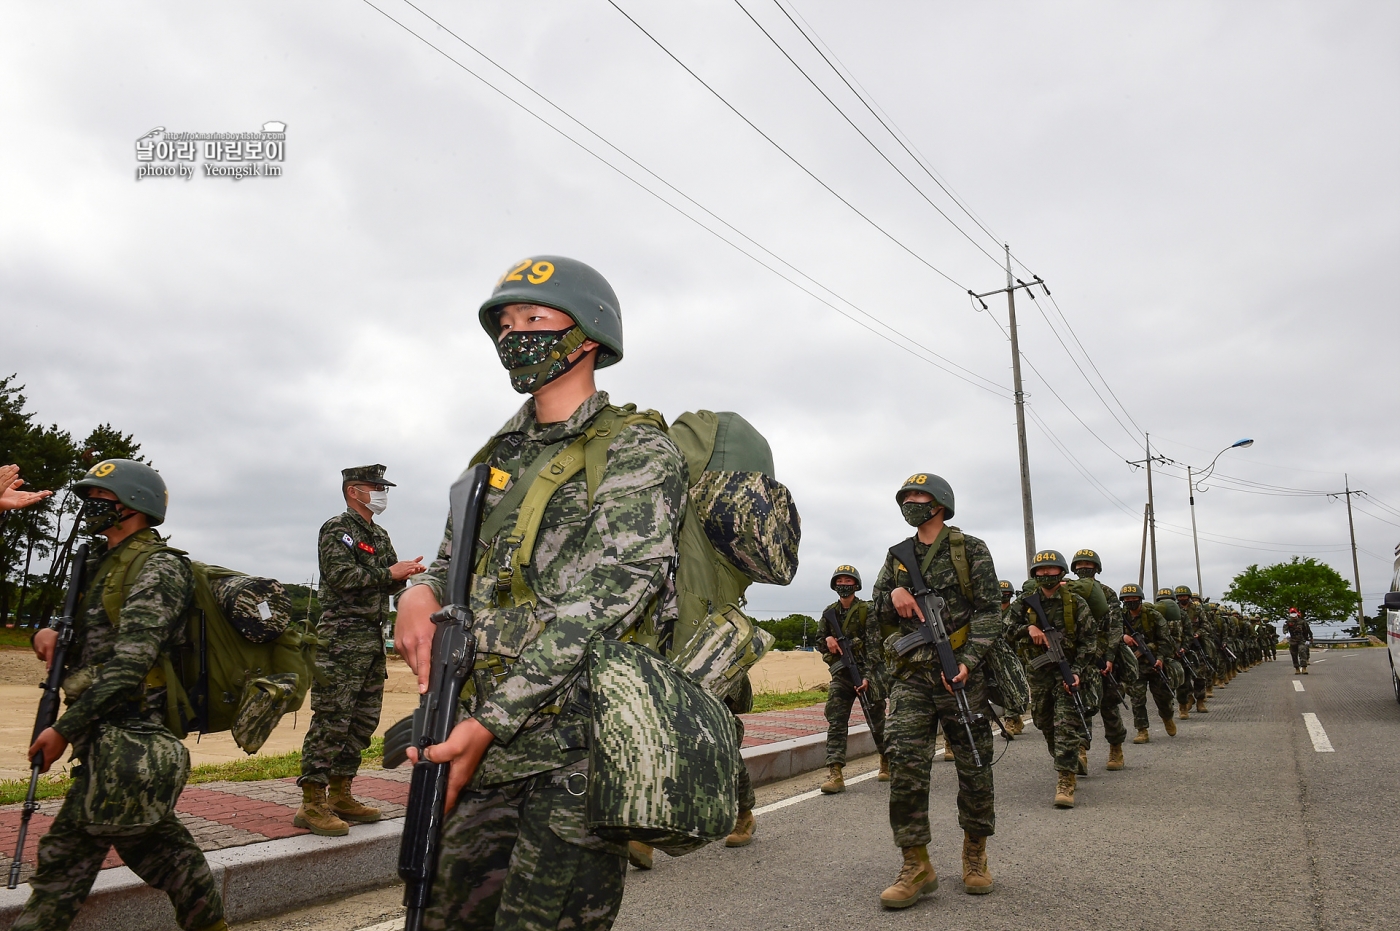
[478,255,624,368]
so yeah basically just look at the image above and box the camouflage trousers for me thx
[13,771,222,931]
[1087,671,1129,747]
[1129,667,1177,731]
[886,673,995,845]
[1177,662,1207,706]
[424,776,627,931]
[824,674,886,766]
[732,712,755,812]
[300,635,385,785]
[1028,672,1089,774]
[1289,641,1310,669]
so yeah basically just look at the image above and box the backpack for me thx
[100,535,319,754]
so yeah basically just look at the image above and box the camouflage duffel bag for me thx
[585,636,739,856]
[981,636,1030,715]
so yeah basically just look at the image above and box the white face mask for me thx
[364,489,388,515]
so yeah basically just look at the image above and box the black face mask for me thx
[834,584,857,598]
[81,497,123,534]
[1074,568,1096,579]
[496,326,589,394]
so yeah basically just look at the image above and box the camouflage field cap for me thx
[1174,585,1192,599]
[73,458,168,526]
[1071,548,1102,572]
[479,255,623,368]
[894,472,955,518]
[1120,583,1145,600]
[830,564,862,591]
[341,464,395,487]
[1031,549,1069,573]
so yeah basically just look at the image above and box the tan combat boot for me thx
[1054,771,1076,808]
[943,744,955,761]
[961,832,993,894]
[628,841,654,869]
[1195,697,1209,713]
[820,764,845,794]
[1106,744,1124,771]
[878,754,891,782]
[1180,697,1193,718]
[879,845,937,908]
[293,782,349,837]
[725,809,755,847]
[1133,728,1150,744]
[327,776,381,823]
[1162,716,1177,737]
[1301,667,1308,675]
[1206,685,1214,697]
[196,921,229,931]
[1076,746,1088,776]
[1004,714,1024,736]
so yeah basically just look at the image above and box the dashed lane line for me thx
[753,769,881,816]
[1293,680,1305,692]
[1302,713,1334,752]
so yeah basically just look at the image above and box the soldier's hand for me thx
[825,635,841,655]
[1101,660,1114,676]
[1028,624,1047,647]
[390,557,426,582]
[856,678,869,693]
[395,584,441,692]
[407,717,494,812]
[28,727,67,773]
[941,663,969,693]
[0,466,52,513]
[1123,634,1139,648]
[1063,673,1081,694]
[32,627,58,671]
[891,587,921,620]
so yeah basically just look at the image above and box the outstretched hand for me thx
[0,465,52,513]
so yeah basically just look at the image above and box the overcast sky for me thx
[3,1,1398,627]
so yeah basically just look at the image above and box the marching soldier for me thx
[817,565,888,792]
[1007,551,1099,808]
[1175,586,1211,717]
[996,580,1026,737]
[1119,584,1178,743]
[296,464,425,835]
[870,473,999,906]
[1071,550,1129,772]
[19,460,226,931]
[1284,608,1312,674]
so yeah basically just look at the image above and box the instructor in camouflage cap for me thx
[295,464,425,836]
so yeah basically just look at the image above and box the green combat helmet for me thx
[73,458,168,526]
[998,580,1014,598]
[478,255,624,368]
[894,472,955,518]
[830,565,862,591]
[1071,549,1102,575]
[1156,588,1174,601]
[1031,549,1069,575]
[1174,585,1192,601]
[1119,583,1145,602]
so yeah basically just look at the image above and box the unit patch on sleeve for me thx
[357,541,376,555]
[342,533,354,549]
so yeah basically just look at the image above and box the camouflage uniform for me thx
[1176,600,1211,708]
[299,501,402,786]
[1085,583,1128,748]
[411,391,686,931]
[815,597,886,765]
[1124,602,1177,729]
[1284,617,1312,670]
[1008,587,1099,773]
[14,530,223,931]
[871,527,1000,844]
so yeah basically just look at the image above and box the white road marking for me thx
[753,770,880,816]
[1292,680,1305,692]
[355,920,404,931]
[1302,713,1334,752]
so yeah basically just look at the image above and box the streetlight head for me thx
[1232,438,1254,448]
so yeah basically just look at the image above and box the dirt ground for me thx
[0,647,827,781]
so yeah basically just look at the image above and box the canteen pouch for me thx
[585,637,738,856]
[81,720,190,837]
[669,604,774,701]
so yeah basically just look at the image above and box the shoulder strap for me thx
[1061,587,1077,638]
[102,536,186,627]
[946,527,974,602]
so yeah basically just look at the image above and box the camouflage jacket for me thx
[1123,602,1176,662]
[54,529,192,753]
[869,526,1001,680]
[815,598,877,672]
[1283,618,1312,642]
[412,391,686,787]
[1180,602,1210,649]
[1093,581,1124,662]
[1008,585,1100,680]
[317,508,403,640]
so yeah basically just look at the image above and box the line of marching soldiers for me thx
[814,474,1280,910]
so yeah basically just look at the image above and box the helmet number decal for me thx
[499,259,556,286]
[92,462,116,477]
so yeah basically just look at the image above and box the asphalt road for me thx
[237,648,1400,931]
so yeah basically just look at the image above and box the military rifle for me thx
[1095,656,1128,709]
[9,543,87,889]
[1121,612,1172,685]
[888,539,983,767]
[820,605,875,732]
[394,465,491,931]
[1023,591,1091,735]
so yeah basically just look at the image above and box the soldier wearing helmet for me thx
[20,460,226,931]
[392,256,688,927]
[1007,550,1100,809]
[1071,549,1131,772]
[995,580,1027,737]
[1173,585,1213,718]
[1118,583,1180,742]
[816,565,889,792]
[870,472,1000,905]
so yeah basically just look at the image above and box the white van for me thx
[1387,542,1400,703]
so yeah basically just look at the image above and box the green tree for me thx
[757,613,817,650]
[1224,557,1359,624]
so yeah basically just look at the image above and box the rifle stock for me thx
[9,542,88,889]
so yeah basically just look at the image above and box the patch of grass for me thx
[749,689,827,714]
[0,627,40,650]
[0,736,390,804]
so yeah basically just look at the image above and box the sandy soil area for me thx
[0,647,828,780]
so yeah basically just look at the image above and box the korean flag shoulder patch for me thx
[342,532,355,549]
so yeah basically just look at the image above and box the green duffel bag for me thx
[981,637,1030,716]
[585,636,739,856]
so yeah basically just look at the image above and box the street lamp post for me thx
[1188,438,1254,596]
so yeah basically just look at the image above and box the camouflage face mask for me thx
[834,584,856,598]
[899,500,936,527]
[81,497,124,533]
[496,326,589,394]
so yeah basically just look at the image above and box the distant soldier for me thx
[1258,616,1278,662]
[1007,551,1099,808]
[1071,550,1129,772]
[1175,586,1211,717]
[870,473,999,906]
[996,580,1025,736]
[19,460,226,931]
[1119,584,1178,743]
[1284,608,1312,674]
[816,565,888,792]
[296,464,425,836]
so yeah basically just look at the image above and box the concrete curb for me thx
[0,731,861,931]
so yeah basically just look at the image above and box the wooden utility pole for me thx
[1139,503,1149,589]
[1343,474,1364,626]
[1145,434,1159,595]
